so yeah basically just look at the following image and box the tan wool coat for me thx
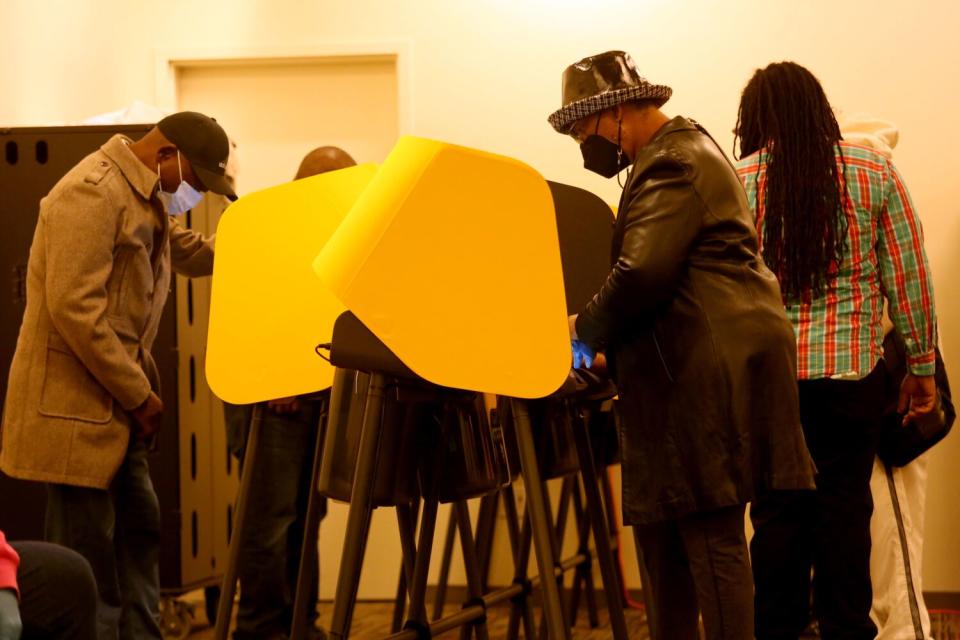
[0,135,214,489]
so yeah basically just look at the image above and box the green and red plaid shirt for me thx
[737,142,937,380]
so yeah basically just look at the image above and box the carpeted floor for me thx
[184,599,651,639]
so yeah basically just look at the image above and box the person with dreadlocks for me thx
[735,62,939,640]
[548,51,816,640]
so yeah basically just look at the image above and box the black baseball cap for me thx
[157,111,237,201]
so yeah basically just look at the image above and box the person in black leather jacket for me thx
[548,50,816,640]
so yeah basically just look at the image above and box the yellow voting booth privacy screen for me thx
[206,164,378,404]
[314,136,571,399]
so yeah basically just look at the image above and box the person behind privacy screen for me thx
[0,111,235,639]
[222,145,357,640]
[547,50,815,640]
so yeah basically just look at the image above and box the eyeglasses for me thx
[569,113,603,143]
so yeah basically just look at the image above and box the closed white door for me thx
[177,55,402,600]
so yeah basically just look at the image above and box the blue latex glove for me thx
[571,340,595,370]
[0,589,22,640]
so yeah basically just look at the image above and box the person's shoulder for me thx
[43,149,122,211]
[837,140,891,176]
[628,147,690,198]
[654,121,735,176]
[635,129,696,178]
[642,118,695,154]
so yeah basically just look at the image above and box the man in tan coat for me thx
[0,111,235,639]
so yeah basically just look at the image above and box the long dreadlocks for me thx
[734,61,849,302]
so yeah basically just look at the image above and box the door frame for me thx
[154,42,412,135]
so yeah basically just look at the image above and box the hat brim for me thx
[548,84,673,134]
[194,165,238,201]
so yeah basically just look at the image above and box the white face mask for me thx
[157,151,204,215]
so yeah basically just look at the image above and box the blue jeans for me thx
[45,442,161,640]
[224,397,327,639]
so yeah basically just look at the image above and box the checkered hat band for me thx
[548,84,672,133]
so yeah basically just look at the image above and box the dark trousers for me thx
[224,398,327,639]
[751,365,886,640]
[633,503,754,640]
[12,541,98,640]
[45,442,162,640]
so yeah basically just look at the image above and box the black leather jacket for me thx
[576,116,815,524]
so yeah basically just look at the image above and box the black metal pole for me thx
[503,484,537,640]
[214,403,265,640]
[395,499,428,626]
[571,408,628,640]
[510,398,570,640]
[432,506,458,620]
[328,372,387,639]
[291,396,330,640]
[455,500,490,640]
[571,477,600,628]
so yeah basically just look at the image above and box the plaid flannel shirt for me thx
[737,142,937,380]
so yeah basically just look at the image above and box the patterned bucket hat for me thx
[548,51,672,134]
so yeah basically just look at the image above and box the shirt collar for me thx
[649,116,697,144]
[100,134,159,201]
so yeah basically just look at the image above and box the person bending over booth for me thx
[0,111,233,639]
[547,50,815,640]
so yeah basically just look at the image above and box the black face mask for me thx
[579,117,631,178]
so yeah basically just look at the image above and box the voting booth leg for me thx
[431,506,458,620]
[502,484,538,640]
[396,499,429,627]
[392,499,420,632]
[505,503,536,640]
[290,399,329,640]
[510,398,571,640]
[401,486,440,635]
[505,475,572,640]
[553,476,575,568]
[329,373,387,639]
[433,491,496,622]
[214,404,266,640]
[536,475,575,640]
[392,563,407,633]
[571,412,629,640]
[474,492,500,593]
[455,500,491,640]
[531,440,567,638]
[601,469,631,615]
[568,480,601,629]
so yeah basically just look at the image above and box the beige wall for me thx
[3,0,958,592]
[175,55,404,599]
[176,58,399,194]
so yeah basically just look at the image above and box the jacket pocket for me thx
[38,334,113,424]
